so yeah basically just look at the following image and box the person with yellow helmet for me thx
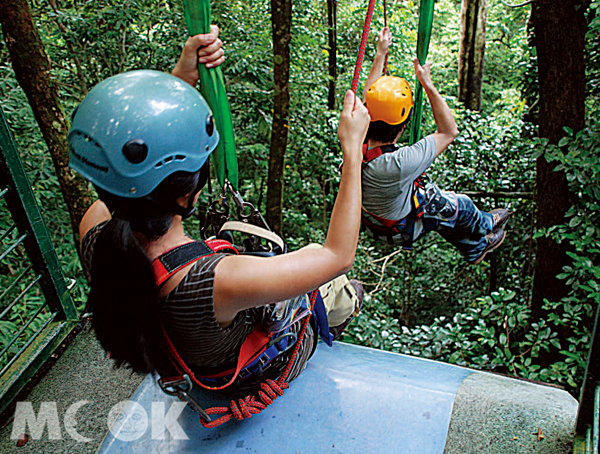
[360,27,509,264]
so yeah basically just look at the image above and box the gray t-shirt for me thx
[362,135,437,221]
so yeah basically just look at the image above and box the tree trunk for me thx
[0,0,93,247]
[327,0,337,110]
[266,0,292,234]
[458,0,487,111]
[530,0,586,317]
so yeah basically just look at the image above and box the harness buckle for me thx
[158,374,212,424]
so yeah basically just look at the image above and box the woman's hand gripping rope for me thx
[172,24,225,87]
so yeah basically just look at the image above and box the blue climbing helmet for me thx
[69,70,219,198]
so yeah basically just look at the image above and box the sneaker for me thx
[470,228,506,265]
[490,208,511,230]
[330,280,364,340]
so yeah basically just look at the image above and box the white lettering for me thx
[64,400,93,443]
[151,401,188,440]
[11,402,62,440]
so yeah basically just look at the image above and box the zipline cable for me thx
[182,0,239,191]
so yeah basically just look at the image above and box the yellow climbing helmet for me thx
[366,76,413,125]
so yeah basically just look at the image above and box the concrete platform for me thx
[95,342,578,454]
[0,325,144,454]
[0,330,578,453]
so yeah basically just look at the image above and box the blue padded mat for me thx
[97,342,472,453]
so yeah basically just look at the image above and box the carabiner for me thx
[158,374,211,424]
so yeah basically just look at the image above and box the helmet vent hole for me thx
[401,108,405,118]
[206,115,215,136]
[122,139,148,164]
[154,154,184,168]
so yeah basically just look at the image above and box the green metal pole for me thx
[181,0,239,190]
[409,0,435,145]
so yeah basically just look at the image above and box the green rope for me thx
[182,0,238,190]
[409,0,435,145]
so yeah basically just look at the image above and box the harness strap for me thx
[219,220,286,252]
[152,239,238,286]
[161,323,273,391]
[153,237,325,427]
[362,143,398,166]
[198,289,319,428]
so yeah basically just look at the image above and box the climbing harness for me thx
[158,286,316,428]
[153,237,333,427]
[361,144,427,248]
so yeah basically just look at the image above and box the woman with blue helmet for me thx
[71,26,370,395]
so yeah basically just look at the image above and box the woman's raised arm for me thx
[213,91,370,326]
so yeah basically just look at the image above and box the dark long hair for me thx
[89,164,208,374]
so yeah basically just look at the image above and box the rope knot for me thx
[258,379,288,404]
[230,396,266,421]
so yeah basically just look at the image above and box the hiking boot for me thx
[330,280,364,340]
[470,228,506,265]
[490,208,511,230]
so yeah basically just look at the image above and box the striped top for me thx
[82,221,315,395]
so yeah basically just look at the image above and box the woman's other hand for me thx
[338,90,370,165]
[172,24,224,87]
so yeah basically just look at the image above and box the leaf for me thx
[499,333,507,345]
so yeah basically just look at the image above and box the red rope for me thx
[383,0,389,75]
[199,289,319,428]
[351,0,378,93]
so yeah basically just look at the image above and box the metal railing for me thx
[0,106,79,415]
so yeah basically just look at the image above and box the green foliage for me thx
[345,288,588,391]
[587,0,600,104]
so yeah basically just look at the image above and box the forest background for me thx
[0,0,598,400]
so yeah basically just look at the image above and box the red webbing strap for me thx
[362,143,384,165]
[362,206,400,228]
[199,289,319,428]
[205,238,239,254]
[152,240,238,286]
[152,242,213,286]
[161,322,271,391]
[351,0,378,93]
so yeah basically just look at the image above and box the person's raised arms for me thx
[362,27,392,103]
[414,58,458,158]
[213,91,370,326]
[172,24,224,87]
